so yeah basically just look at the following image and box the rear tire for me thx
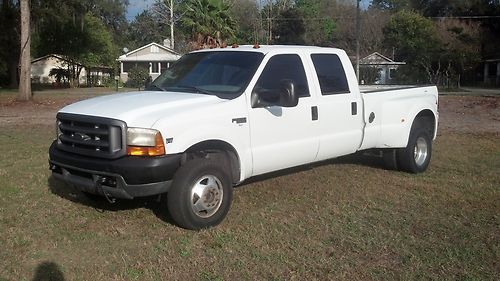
[382,149,399,170]
[397,125,432,173]
[167,156,233,230]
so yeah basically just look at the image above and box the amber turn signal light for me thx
[127,132,165,156]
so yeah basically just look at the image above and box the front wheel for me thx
[167,156,233,230]
[397,127,432,173]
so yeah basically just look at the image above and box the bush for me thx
[127,66,149,89]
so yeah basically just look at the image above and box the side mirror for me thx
[251,79,298,108]
[278,79,298,107]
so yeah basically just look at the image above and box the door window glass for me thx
[311,54,350,95]
[254,54,310,99]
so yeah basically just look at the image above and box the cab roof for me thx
[191,45,343,55]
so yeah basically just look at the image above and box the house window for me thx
[161,62,169,73]
[151,62,160,74]
[389,68,396,79]
[151,45,159,53]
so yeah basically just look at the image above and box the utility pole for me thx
[355,0,361,83]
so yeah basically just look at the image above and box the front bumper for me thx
[49,141,182,199]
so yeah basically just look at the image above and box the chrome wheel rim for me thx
[190,175,223,218]
[414,136,428,167]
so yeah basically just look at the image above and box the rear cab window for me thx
[311,54,350,95]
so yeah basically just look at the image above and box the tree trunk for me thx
[18,0,31,101]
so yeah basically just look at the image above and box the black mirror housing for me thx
[278,79,298,107]
[251,80,299,108]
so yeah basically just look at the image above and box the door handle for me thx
[311,106,318,121]
[351,102,357,115]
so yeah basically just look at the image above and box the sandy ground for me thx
[1,90,499,135]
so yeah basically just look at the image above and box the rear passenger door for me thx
[310,53,364,160]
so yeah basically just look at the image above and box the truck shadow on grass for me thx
[47,176,176,225]
[47,152,392,225]
[239,151,395,187]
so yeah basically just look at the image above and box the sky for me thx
[126,0,156,21]
[126,0,372,22]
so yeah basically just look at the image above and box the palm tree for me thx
[181,0,236,49]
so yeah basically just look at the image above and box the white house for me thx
[117,42,181,83]
[360,52,405,84]
[31,54,87,85]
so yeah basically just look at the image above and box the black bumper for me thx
[49,141,182,199]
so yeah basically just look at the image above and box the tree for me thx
[33,12,117,87]
[297,0,336,46]
[128,10,168,49]
[127,66,149,90]
[181,0,236,49]
[273,7,305,44]
[0,0,20,88]
[229,0,260,44]
[152,0,184,49]
[383,10,440,83]
[18,0,31,101]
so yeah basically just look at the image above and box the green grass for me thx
[0,113,498,280]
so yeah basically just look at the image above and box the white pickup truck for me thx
[49,45,438,229]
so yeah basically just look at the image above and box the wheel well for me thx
[413,109,436,137]
[183,140,241,184]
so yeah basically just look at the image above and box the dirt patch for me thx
[438,95,500,135]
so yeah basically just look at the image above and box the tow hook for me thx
[95,176,116,204]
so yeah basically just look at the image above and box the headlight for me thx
[56,120,62,142]
[126,127,165,156]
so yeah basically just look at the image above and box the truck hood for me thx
[59,91,223,127]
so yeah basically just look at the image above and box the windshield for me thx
[148,51,264,98]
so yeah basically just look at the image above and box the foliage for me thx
[359,67,381,84]
[33,12,117,87]
[0,0,20,87]
[297,0,336,46]
[49,68,71,84]
[127,10,169,50]
[272,7,305,44]
[383,10,482,86]
[126,66,150,89]
[230,0,260,44]
[181,0,236,49]
[383,10,440,83]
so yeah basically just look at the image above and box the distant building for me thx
[483,58,500,86]
[117,42,181,83]
[359,52,405,84]
[31,54,87,85]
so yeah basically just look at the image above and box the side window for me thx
[311,54,350,95]
[254,54,310,98]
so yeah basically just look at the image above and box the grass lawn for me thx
[0,92,498,280]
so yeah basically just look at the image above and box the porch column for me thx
[120,62,123,74]
[483,62,489,84]
[497,62,500,86]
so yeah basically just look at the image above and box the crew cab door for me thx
[309,53,364,160]
[248,53,319,176]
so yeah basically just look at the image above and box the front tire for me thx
[397,126,432,173]
[167,156,233,230]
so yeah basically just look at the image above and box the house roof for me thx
[117,42,181,62]
[31,54,84,66]
[360,52,405,65]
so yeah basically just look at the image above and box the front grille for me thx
[56,113,127,159]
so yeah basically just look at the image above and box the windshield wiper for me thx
[145,84,165,91]
[174,85,216,95]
